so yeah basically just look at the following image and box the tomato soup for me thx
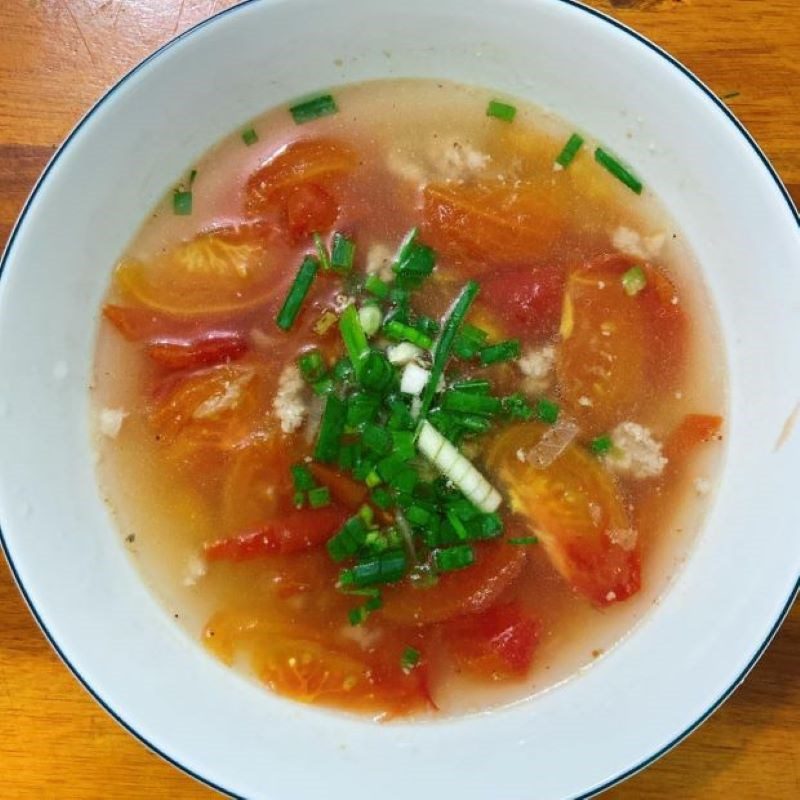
[92,79,726,718]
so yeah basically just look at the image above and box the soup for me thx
[92,79,725,718]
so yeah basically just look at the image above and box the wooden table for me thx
[0,1,797,797]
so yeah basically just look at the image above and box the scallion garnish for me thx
[503,393,534,420]
[451,378,491,394]
[241,127,258,146]
[172,189,192,216]
[290,93,338,124]
[535,398,560,424]
[308,486,332,509]
[401,646,421,673]
[339,304,369,375]
[435,544,475,572]
[312,232,331,270]
[290,463,315,492]
[314,394,347,463]
[365,274,390,300]
[358,304,383,338]
[555,133,585,168]
[328,515,369,562]
[508,536,539,546]
[479,339,521,365]
[340,550,408,588]
[330,233,356,272]
[442,391,502,416]
[486,99,517,122]
[622,265,647,296]
[384,320,433,349]
[419,280,480,420]
[297,349,326,382]
[359,350,394,392]
[276,255,320,331]
[393,229,436,288]
[594,147,643,194]
[590,434,613,455]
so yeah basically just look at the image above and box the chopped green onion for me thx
[330,233,356,272]
[312,376,335,396]
[555,133,584,168]
[453,324,489,359]
[276,256,319,331]
[480,339,521,365]
[327,516,369,562]
[446,509,469,541]
[414,315,440,337]
[486,99,517,122]
[435,545,475,572]
[389,468,418,495]
[391,431,416,461]
[333,357,354,383]
[508,535,539,546]
[312,232,331,270]
[291,463,315,492]
[364,275,390,301]
[451,413,492,434]
[172,190,192,215]
[357,504,375,527]
[340,550,408,588]
[365,469,382,488]
[503,392,534,420]
[241,127,258,146]
[392,229,436,288]
[419,281,480,420]
[384,320,433,349]
[297,349,326,382]
[590,434,613,455]
[346,392,380,429]
[622,265,647,296]
[370,487,394,510]
[308,486,331,508]
[358,305,383,337]
[188,169,198,186]
[594,147,643,194]
[535,398,560,424]
[359,350,394,392]
[290,93,338,124]
[451,378,490,394]
[314,394,347,463]
[442,391,502,416]
[405,505,431,526]
[362,424,392,456]
[401,646,421,673]
[339,304,369,375]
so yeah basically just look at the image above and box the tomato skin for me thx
[477,265,565,340]
[284,183,339,239]
[487,423,640,607]
[146,332,248,371]
[663,414,723,462]
[443,603,540,679]
[381,542,527,625]
[308,463,369,512]
[204,506,350,561]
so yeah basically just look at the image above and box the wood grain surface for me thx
[0,1,797,797]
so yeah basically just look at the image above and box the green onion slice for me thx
[241,127,258,146]
[486,99,517,122]
[276,256,319,331]
[290,93,338,124]
[594,147,643,194]
[172,190,192,216]
[622,266,647,296]
[555,133,584,168]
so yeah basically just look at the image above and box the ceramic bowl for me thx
[0,1,798,798]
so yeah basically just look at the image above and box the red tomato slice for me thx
[443,602,540,679]
[475,264,565,340]
[422,181,566,264]
[663,414,723,462]
[146,332,248,371]
[204,506,350,561]
[284,183,339,239]
[308,463,370,512]
[381,542,527,625]
[203,612,431,716]
[487,423,640,607]
[558,254,688,433]
[245,138,357,218]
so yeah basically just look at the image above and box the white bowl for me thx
[0,1,798,797]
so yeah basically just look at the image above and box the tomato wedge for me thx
[442,603,540,679]
[487,422,639,606]
[381,541,527,625]
[308,463,370,512]
[422,181,566,264]
[558,254,687,433]
[245,138,357,218]
[663,414,723,463]
[149,362,264,459]
[205,506,350,561]
[203,612,431,715]
[114,223,282,317]
[475,264,565,341]
[284,183,339,239]
[146,332,248,371]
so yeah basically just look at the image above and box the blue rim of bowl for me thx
[0,1,797,798]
